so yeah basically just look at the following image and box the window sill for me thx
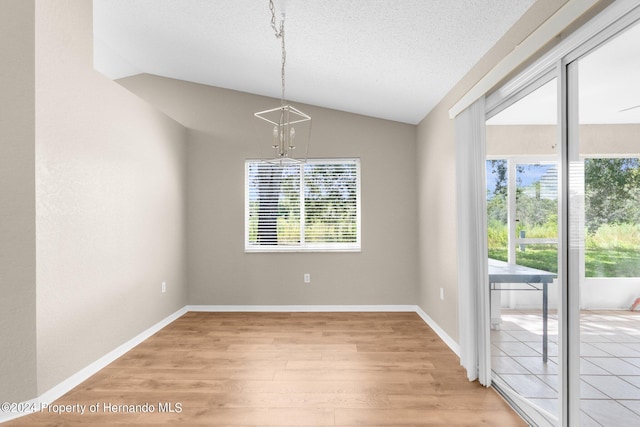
[245,246,361,253]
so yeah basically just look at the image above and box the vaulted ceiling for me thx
[93,0,536,124]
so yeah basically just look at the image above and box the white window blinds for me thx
[245,159,361,252]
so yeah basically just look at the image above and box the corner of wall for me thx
[0,0,38,403]
[34,0,188,394]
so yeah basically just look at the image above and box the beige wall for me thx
[487,124,640,158]
[487,125,558,158]
[118,75,419,306]
[416,104,460,339]
[0,0,37,402]
[580,124,640,156]
[34,0,188,393]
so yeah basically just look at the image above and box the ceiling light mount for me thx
[254,0,311,164]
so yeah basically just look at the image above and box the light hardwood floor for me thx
[5,312,526,426]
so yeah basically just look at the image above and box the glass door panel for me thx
[486,78,561,425]
[515,162,559,273]
[569,20,640,426]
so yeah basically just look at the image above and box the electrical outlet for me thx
[304,273,311,283]
[440,287,444,301]
[162,281,167,293]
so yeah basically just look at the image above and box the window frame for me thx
[244,158,361,253]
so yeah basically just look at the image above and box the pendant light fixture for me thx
[254,0,311,164]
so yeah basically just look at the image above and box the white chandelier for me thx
[254,0,311,164]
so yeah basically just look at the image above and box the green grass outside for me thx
[488,222,640,277]
[248,217,357,245]
[489,246,640,277]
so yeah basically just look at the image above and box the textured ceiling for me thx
[93,0,536,124]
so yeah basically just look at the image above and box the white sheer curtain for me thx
[455,96,491,386]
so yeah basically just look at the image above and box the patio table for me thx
[488,258,557,363]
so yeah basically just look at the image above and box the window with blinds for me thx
[245,159,361,252]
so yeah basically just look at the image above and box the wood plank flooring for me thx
[5,312,526,426]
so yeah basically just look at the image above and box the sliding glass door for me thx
[484,5,640,425]
[486,78,561,426]
[567,20,640,426]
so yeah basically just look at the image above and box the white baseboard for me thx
[414,306,461,357]
[0,306,188,424]
[187,304,417,312]
[2,304,460,424]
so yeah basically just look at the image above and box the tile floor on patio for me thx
[491,309,640,426]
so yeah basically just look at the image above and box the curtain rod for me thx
[448,0,599,119]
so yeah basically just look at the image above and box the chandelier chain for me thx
[256,0,311,164]
[269,0,287,106]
